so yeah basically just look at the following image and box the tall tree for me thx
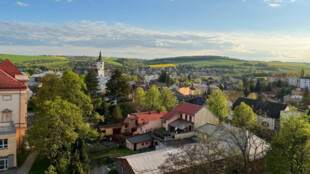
[97,99,112,123]
[301,88,310,106]
[206,89,230,122]
[159,88,178,111]
[266,108,310,174]
[236,80,244,91]
[299,68,305,78]
[135,87,146,105]
[111,104,123,123]
[69,138,90,174]
[145,85,161,110]
[84,69,102,109]
[28,97,98,173]
[106,69,130,104]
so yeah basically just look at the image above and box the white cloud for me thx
[15,1,28,6]
[0,21,309,62]
[269,3,281,7]
[263,0,296,7]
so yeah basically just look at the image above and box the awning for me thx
[169,119,193,130]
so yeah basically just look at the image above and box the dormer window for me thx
[1,109,12,122]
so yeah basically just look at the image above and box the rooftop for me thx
[0,122,16,135]
[129,111,167,124]
[161,102,203,120]
[0,69,27,89]
[0,59,23,77]
[126,133,153,144]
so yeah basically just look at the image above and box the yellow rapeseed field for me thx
[52,56,67,60]
[148,64,176,68]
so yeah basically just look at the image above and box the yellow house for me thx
[98,123,127,137]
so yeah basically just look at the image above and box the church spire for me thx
[97,51,102,62]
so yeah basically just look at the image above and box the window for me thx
[146,142,148,145]
[163,120,166,124]
[102,130,106,134]
[185,115,187,121]
[0,139,8,149]
[2,95,12,101]
[189,116,192,122]
[0,158,8,171]
[1,110,12,123]
[142,143,144,145]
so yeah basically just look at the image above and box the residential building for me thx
[232,98,289,131]
[299,77,310,89]
[0,122,16,171]
[267,76,286,83]
[98,123,127,137]
[161,102,218,133]
[0,59,29,148]
[123,111,167,134]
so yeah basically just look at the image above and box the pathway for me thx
[17,152,38,174]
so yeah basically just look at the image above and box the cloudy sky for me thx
[0,0,310,62]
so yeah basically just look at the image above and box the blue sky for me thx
[0,0,309,62]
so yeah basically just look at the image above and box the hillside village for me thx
[0,52,310,174]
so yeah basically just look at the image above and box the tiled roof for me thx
[130,111,167,124]
[0,69,26,89]
[0,59,23,77]
[126,133,153,144]
[161,102,203,120]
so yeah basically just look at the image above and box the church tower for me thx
[96,51,105,76]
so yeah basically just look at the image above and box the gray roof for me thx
[126,133,153,144]
[0,122,16,135]
[169,119,193,130]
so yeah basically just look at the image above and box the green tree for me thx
[299,68,305,78]
[145,85,161,110]
[135,87,146,105]
[236,80,244,91]
[61,69,93,116]
[84,69,102,109]
[97,99,112,123]
[301,88,310,106]
[111,104,123,122]
[106,69,130,104]
[45,165,57,174]
[69,138,90,174]
[232,102,256,128]
[266,108,310,174]
[28,97,97,173]
[160,88,178,111]
[206,89,229,122]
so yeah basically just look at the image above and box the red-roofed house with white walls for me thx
[0,59,30,149]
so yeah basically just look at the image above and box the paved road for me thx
[91,166,109,174]
[17,152,38,174]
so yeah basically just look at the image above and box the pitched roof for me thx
[129,111,167,124]
[232,98,288,119]
[185,97,206,106]
[161,102,203,120]
[0,69,26,89]
[0,59,23,77]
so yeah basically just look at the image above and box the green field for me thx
[0,54,65,63]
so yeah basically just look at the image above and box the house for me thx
[123,111,167,134]
[267,76,286,83]
[232,98,289,131]
[98,123,127,137]
[126,133,155,151]
[0,122,16,171]
[178,84,192,96]
[161,102,218,133]
[185,97,205,106]
[0,59,30,148]
[299,77,310,89]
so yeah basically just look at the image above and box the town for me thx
[0,51,309,173]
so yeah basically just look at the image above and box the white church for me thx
[96,52,110,93]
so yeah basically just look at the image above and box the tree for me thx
[45,165,57,174]
[145,85,161,110]
[266,108,310,174]
[236,80,244,91]
[111,104,123,122]
[206,89,230,122]
[254,79,262,92]
[247,93,257,100]
[299,68,305,78]
[106,69,130,104]
[84,69,102,109]
[159,88,178,111]
[69,138,90,174]
[61,69,93,116]
[193,88,202,96]
[135,87,146,105]
[97,98,111,122]
[301,88,310,106]
[232,102,256,128]
[28,97,97,173]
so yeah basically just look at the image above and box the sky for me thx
[0,0,310,62]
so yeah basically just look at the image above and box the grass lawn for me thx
[0,54,64,63]
[17,150,31,167]
[29,154,49,174]
[90,147,134,159]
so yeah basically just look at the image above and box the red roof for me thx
[161,102,203,120]
[0,59,23,77]
[129,111,167,124]
[0,69,26,89]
